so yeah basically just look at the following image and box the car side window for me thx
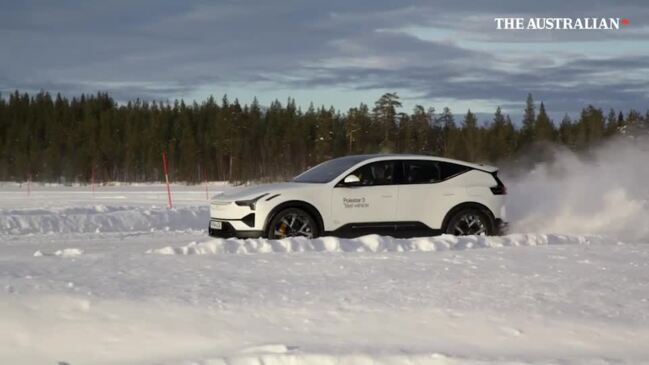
[348,161,395,186]
[403,160,441,184]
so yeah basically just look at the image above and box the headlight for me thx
[235,193,269,210]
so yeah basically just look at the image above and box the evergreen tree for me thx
[437,107,461,158]
[314,106,334,162]
[411,105,433,154]
[461,109,480,161]
[520,93,536,146]
[0,90,634,183]
[534,102,555,142]
[486,107,515,161]
[372,92,401,152]
[558,114,574,148]
[580,105,605,146]
[605,109,618,136]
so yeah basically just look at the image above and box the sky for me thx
[1,0,649,122]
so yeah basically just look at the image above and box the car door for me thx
[396,159,461,230]
[330,160,398,232]
[396,160,470,229]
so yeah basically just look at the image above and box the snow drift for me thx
[0,205,208,235]
[150,233,597,255]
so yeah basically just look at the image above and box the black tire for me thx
[445,208,494,236]
[267,208,319,239]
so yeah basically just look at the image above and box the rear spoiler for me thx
[472,164,498,173]
[454,160,498,173]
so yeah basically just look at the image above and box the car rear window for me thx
[439,162,471,180]
[404,160,441,184]
[402,160,471,184]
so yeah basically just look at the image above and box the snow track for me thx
[0,205,208,234]
[150,233,598,255]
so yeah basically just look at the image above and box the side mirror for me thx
[343,174,361,185]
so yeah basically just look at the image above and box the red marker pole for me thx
[162,151,173,209]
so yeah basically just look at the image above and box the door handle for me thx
[381,194,393,198]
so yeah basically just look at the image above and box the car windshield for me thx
[292,155,370,183]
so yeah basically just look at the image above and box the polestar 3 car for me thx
[209,154,507,239]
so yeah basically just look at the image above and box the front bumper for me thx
[208,219,264,239]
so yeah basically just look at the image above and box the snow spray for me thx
[505,137,649,241]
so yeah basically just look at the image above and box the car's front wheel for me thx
[445,208,493,236]
[267,208,319,239]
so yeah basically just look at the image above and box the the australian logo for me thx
[343,197,368,209]
[494,17,629,30]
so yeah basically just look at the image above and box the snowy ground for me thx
[1,181,649,365]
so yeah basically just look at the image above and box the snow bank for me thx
[0,205,208,234]
[185,353,627,365]
[150,233,597,255]
[194,352,538,365]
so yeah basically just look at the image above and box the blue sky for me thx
[1,0,649,122]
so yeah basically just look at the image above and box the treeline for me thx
[0,91,647,183]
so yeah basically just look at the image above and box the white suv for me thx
[209,154,507,239]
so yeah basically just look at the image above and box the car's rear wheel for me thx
[445,208,493,236]
[267,208,319,239]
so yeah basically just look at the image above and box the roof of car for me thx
[333,153,498,172]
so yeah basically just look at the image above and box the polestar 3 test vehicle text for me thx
[209,154,507,239]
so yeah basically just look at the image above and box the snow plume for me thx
[506,137,649,241]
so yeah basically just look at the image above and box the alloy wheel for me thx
[452,213,487,236]
[272,212,314,239]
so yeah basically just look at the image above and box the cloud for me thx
[1,1,648,118]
